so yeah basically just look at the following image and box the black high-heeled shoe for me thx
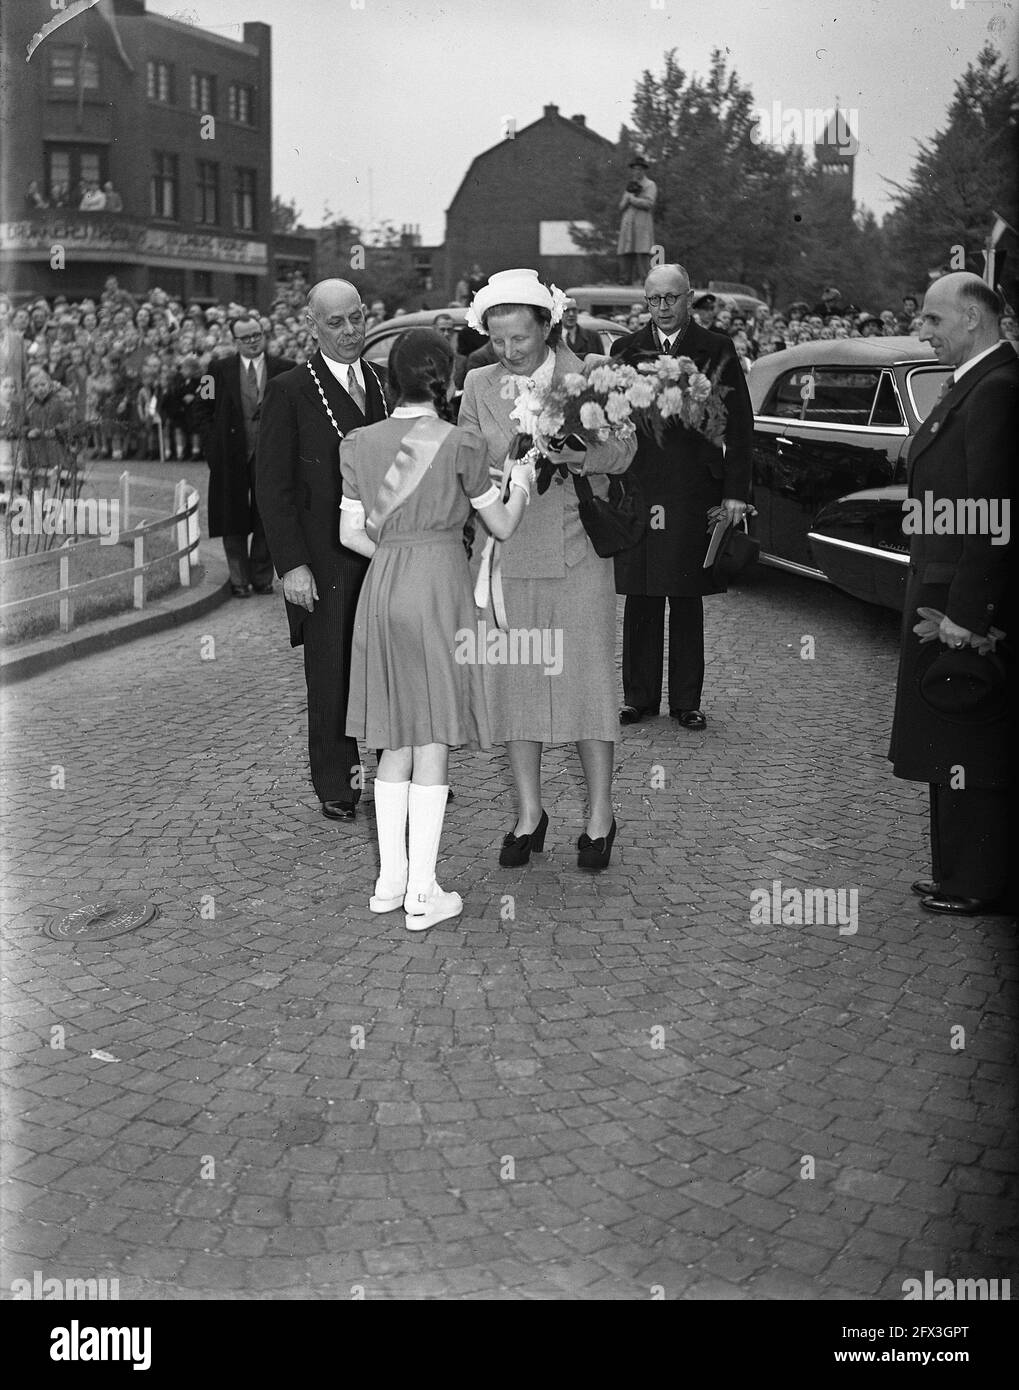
[498,809,548,867]
[577,818,617,870]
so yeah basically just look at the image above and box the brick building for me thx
[443,104,614,299]
[0,0,275,308]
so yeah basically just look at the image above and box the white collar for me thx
[391,404,438,417]
[953,341,1004,381]
[241,352,265,371]
[320,353,364,390]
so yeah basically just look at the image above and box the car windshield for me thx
[906,366,954,421]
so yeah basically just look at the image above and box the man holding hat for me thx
[617,155,657,285]
[888,271,1017,916]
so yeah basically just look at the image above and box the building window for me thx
[49,46,100,92]
[150,152,179,219]
[146,60,174,103]
[228,83,254,124]
[235,275,257,303]
[233,168,256,231]
[44,145,106,203]
[189,73,216,115]
[191,270,214,299]
[195,161,219,225]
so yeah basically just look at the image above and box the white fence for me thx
[0,480,201,634]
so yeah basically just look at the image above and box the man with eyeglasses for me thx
[198,313,294,599]
[611,263,754,731]
[256,279,389,823]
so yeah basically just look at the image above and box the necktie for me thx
[658,333,673,354]
[936,372,956,403]
[346,365,365,413]
[247,358,261,401]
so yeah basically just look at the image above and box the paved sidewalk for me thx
[1,568,1016,1299]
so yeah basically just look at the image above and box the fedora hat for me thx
[917,643,1008,723]
[628,153,650,169]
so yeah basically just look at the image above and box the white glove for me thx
[509,460,535,500]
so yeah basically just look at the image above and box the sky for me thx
[146,0,1018,244]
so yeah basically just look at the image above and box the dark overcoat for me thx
[888,342,1016,788]
[610,319,754,596]
[200,352,294,537]
[255,349,388,648]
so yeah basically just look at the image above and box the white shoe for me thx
[369,881,407,914]
[404,883,463,932]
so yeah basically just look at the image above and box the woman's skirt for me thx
[480,546,618,744]
[346,529,492,751]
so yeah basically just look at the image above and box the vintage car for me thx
[747,337,952,611]
[364,306,622,366]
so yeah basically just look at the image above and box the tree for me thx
[271,194,303,234]
[885,44,1018,284]
[571,50,809,300]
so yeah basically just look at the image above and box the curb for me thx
[0,554,233,684]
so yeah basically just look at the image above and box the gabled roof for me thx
[445,105,615,215]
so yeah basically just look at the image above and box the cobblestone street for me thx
[1,566,1016,1300]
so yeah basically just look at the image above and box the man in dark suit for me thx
[612,263,754,729]
[199,315,293,597]
[256,279,388,822]
[888,271,1016,915]
[561,299,602,359]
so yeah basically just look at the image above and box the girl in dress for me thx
[339,329,534,931]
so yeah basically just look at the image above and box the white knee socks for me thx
[369,779,409,913]
[405,783,462,930]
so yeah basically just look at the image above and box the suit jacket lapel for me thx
[360,357,387,424]
[225,355,243,411]
[908,344,1014,476]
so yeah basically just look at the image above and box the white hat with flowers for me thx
[467,268,568,336]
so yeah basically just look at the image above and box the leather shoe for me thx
[230,583,252,598]
[911,879,939,897]
[321,800,356,821]
[671,709,707,730]
[619,705,653,724]
[577,817,617,870]
[920,893,999,916]
[253,582,274,595]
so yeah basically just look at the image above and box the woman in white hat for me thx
[459,270,636,871]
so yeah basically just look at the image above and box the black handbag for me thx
[571,470,647,558]
[710,517,760,584]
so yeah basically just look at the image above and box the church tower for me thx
[813,105,856,206]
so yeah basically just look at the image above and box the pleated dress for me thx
[340,409,498,752]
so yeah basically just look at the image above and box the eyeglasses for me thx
[234,331,264,343]
[645,293,686,308]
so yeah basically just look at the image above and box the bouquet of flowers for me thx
[508,353,730,488]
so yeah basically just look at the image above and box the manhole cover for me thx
[43,902,158,943]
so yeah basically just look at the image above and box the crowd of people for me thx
[611,284,1019,371]
[2,270,1016,503]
